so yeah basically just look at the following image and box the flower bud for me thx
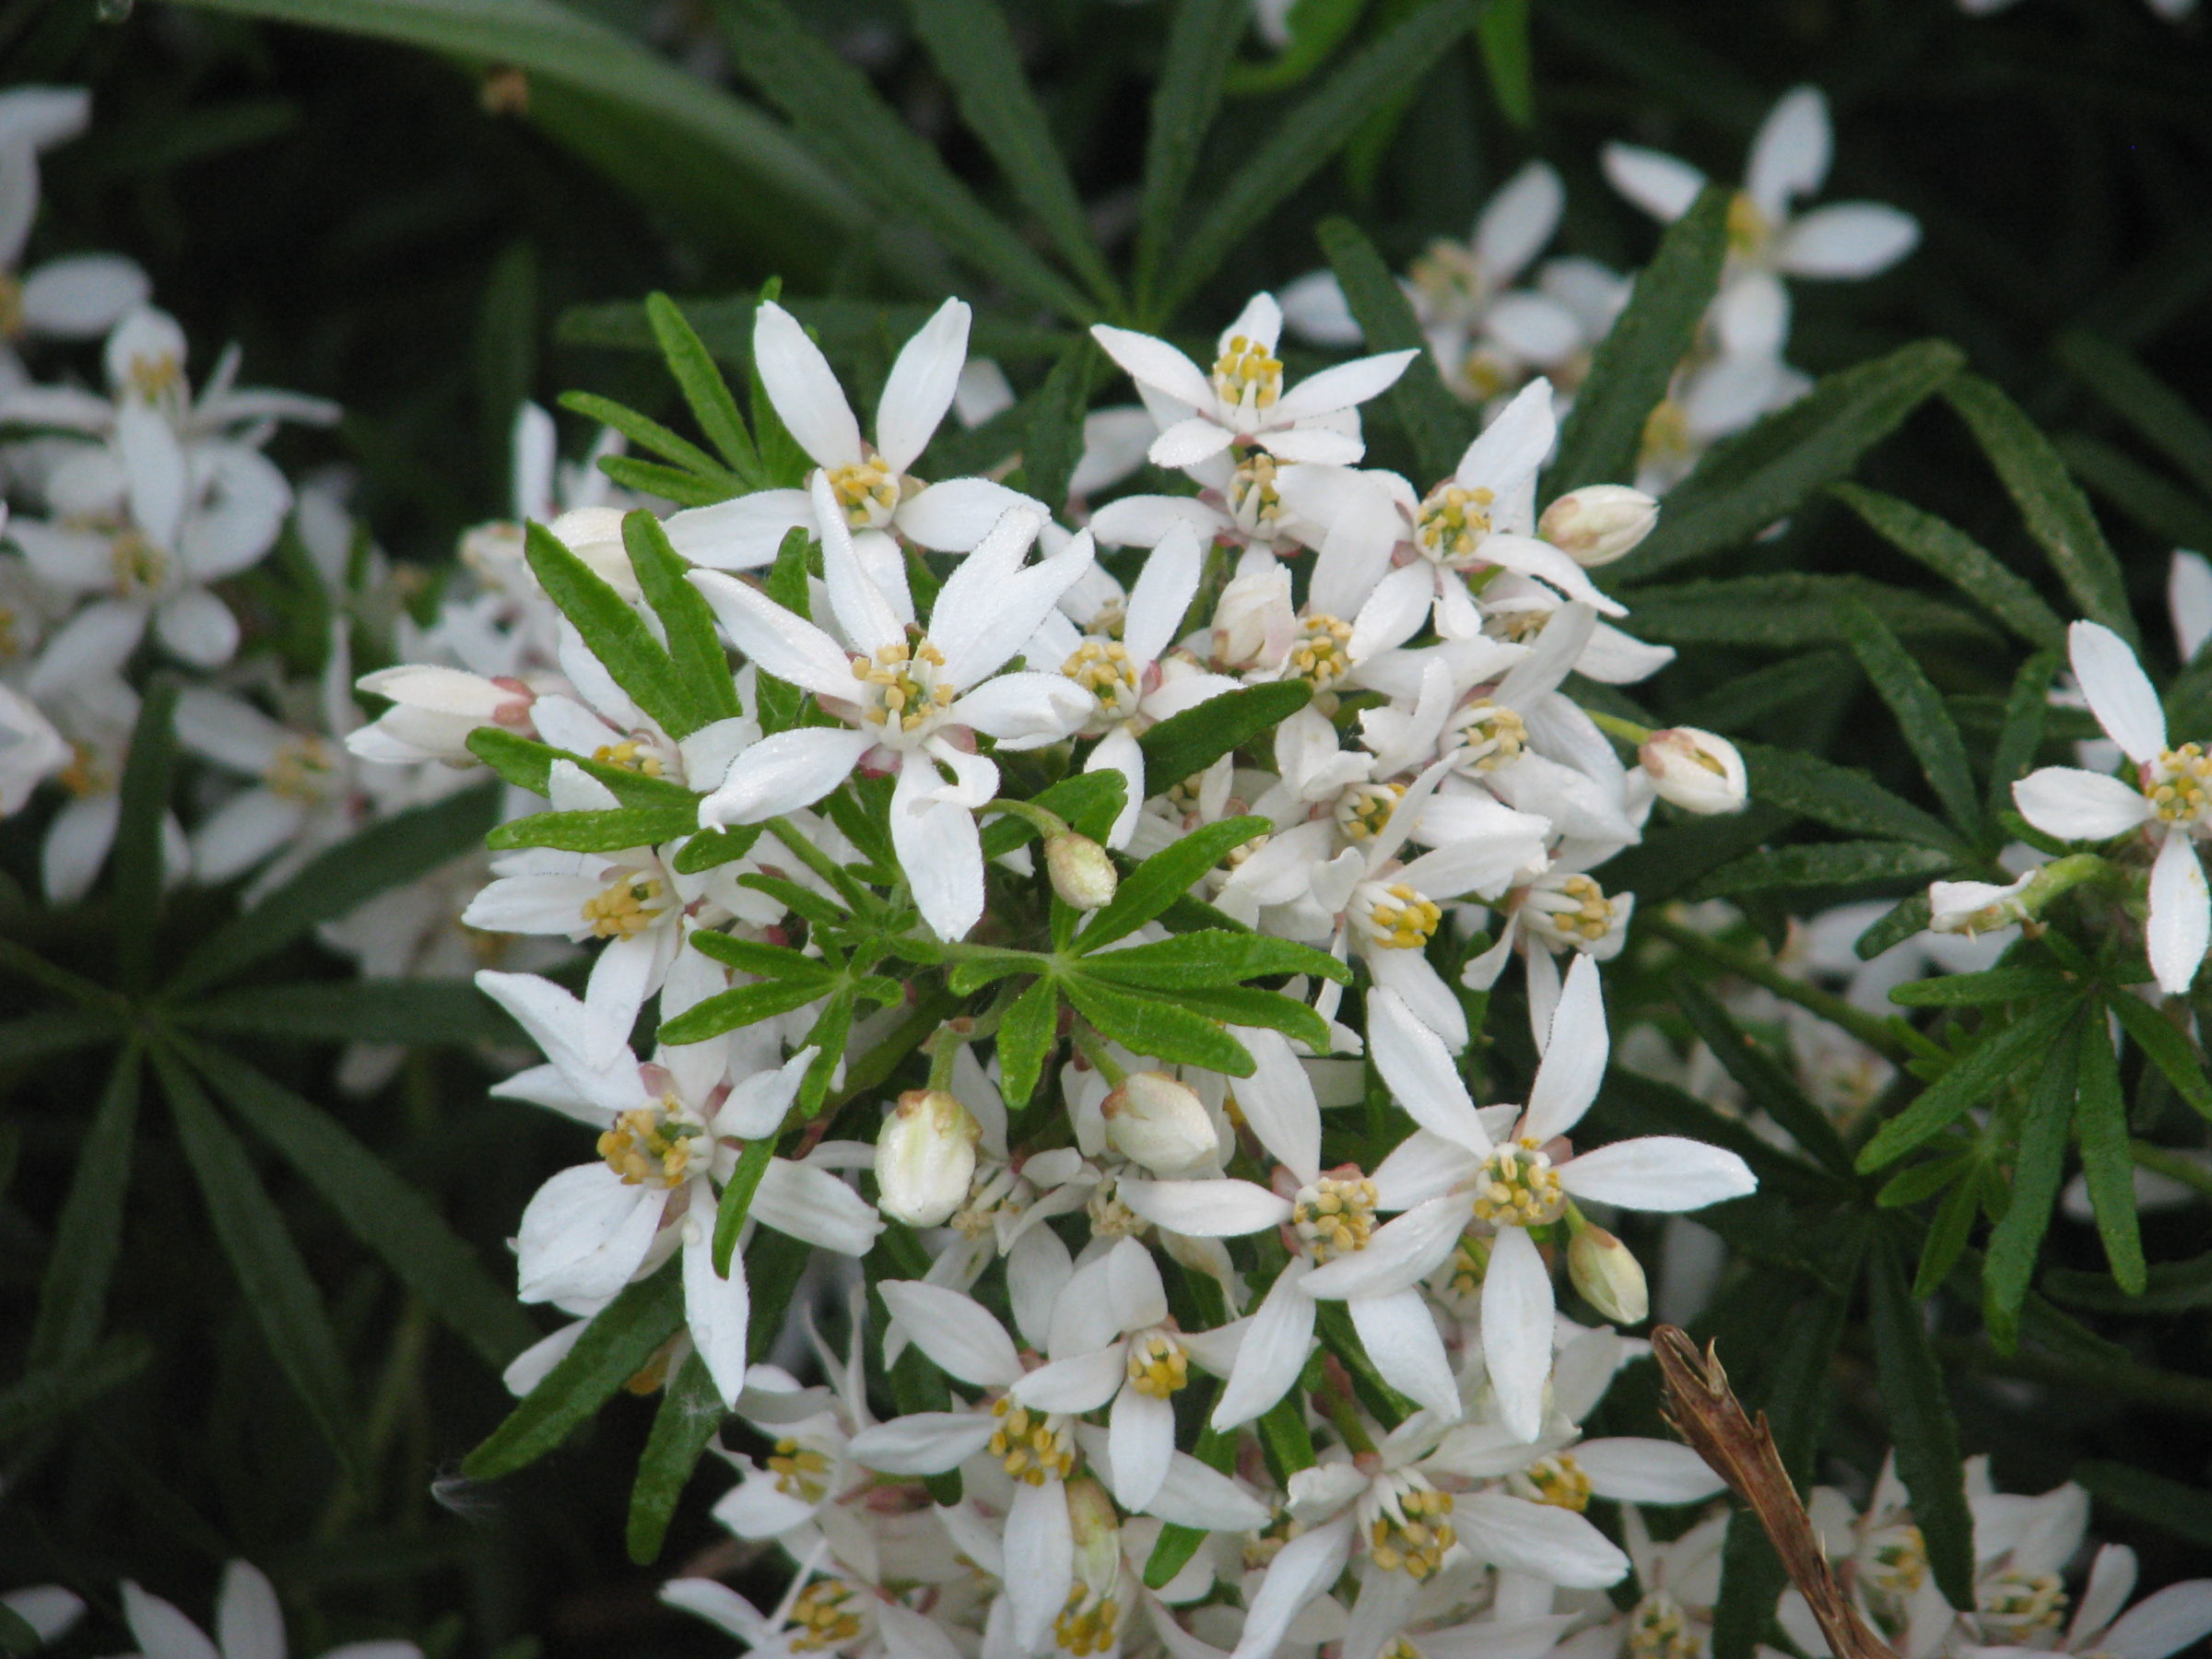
[1101,1071,1218,1175]
[873,1088,980,1227]
[1537,485,1659,567]
[1568,1224,1649,1325]
[1045,832,1118,910]
[1641,726,1747,815]
[1928,875,2034,935]
[547,505,641,600]
[1210,564,1294,672]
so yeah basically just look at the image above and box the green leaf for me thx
[1079,930,1349,989]
[464,1265,685,1479]
[1945,373,2138,650]
[2057,432,2212,556]
[158,1046,359,1472]
[1830,485,2066,652]
[183,1041,539,1368]
[1155,0,1479,318]
[625,510,744,725]
[2074,1019,2146,1295]
[524,521,697,737]
[1912,1170,1983,1299]
[1065,976,1256,1075]
[753,526,815,736]
[712,1136,778,1277]
[1612,340,1965,581]
[1693,840,1958,897]
[28,1043,141,1368]
[1601,806,1794,906]
[112,680,178,990]
[0,1335,155,1441]
[559,389,736,485]
[626,1349,728,1564]
[168,784,500,997]
[1624,574,1992,652]
[2073,1463,2212,1552]
[1854,893,1934,961]
[1315,217,1473,481]
[1834,599,1982,835]
[0,1604,39,1658]
[794,990,856,1118]
[0,1006,122,1065]
[464,727,699,806]
[1857,998,2083,1171]
[594,454,734,508]
[1669,977,1852,1174]
[675,824,764,873]
[2048,1252,2212,1312]
[1888,967,2066,1007]
[1135,0,1252,309]
[2054,331,2212,503]
[1739,742,1964,853]
[1143,1421,1233,1588]
[1546,186,1730,501]
[688,932,840,984]
[1867,1224,1975,1607]
[1022,341,1094,512]
[1472,0,1534,126]
[1983,1017,2082,1352]
[979,771,1128,858]
[1078,815,1273,952]
[182,980,523,1047]
[1138,681,1312,791]
[713,0,1095,321]
[659,978,831,1044]
[1253,1391,1317,1482]
[1988,653,2060,824]
[1876,1153,1972,1208]
[996,976,1061,1109]
[2104,991,2212,1121]
[903,0,1117,309]
[1162,984,1333,1053]
[646,292,762,483]
[486,803,700,853]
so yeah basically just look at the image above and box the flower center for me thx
[1366,1478,1455,1579]
[596,1095,709,1188]
[825,454,902,530]
[110,529,168,596]
[1211,333,1283,415]
[1471,1136,1566,1228]
[1289,614,1355,688]
[61,741,112,799]
[1230,451,1283,536]
[1086,1178,1147,1239]
[1512,1453,1591,1511]
[1449,699,1526,771]
[1863,1522,1927,1597]
[581,872,666,938]
[1446,1231,1490,1299]
[851,638,954,737]
[1335,782,1404,843]
[1459,345,1519,404]
[126,347,183,405]
[2146,745,2212,826]
[989,1396,1076,1485]
[1409,241,1486,325]
[1352,879,1441,951]
[1977,1571,2067,1641]
[592,738,664,777]
[789,1580,865,1652]
[1630,1593,1700,1659]
[1125,1331,1189,1399]
[1054,1586,1121,1658]
[1063,636,1141,722]
[768,1438,834,1503]
[1293,1175,1380,1263]
[1416,484,1496,567]
[267,735,339,803]
[1641,399,1693,465]
[1525,873,1620,947]
[0,273,23,341]
[1726,191,1771,258]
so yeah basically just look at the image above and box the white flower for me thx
[2010,620,2210,994]
[0,88,148,357]
[0,680,68,814]
[1639,726,1747,814]
[1302,957,1756,1440]
[874,1088,982,1227]
[117,1559,420,1659]
[1956,1547,2212,1659]
[688,484,1094,941]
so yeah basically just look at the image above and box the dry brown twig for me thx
[1650,1324,1900,1659]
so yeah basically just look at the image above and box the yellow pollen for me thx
[1864,1523,1928,1598]
[1460,346,1517,404]
[1230,450,1283,533]
[127,351,182,403]
[596,1098,704,1188]
[1977,1571,2067,1641]
[989,1396,1077,1485]
[1367,1484,1455,1579]
[1293,1176,1380,1263]
[1416,484,1498,566]
[1063,637,1140,715]
[1469,1135,1566,1228]
[1409,241,1486,323]
[591,738,664,777]
[1335,782,1404,842]
[2146,744,2212,826]
[60,741,111,799]
[266,735,338,803]
[1290,614,1355,688]
[789,1580,865,1652]
[1355,879,1441,951]
[1447,1231,1490,1299]
[1211,333,1283,411]
[1054,1586,1121,1657]
[1726,191,1770,257]
[0,273,22,341]
[1125,1332,1189,1399]
[1449,700,1526,771]
[1641,399,1692,465]
[1382,1641,1426,1659]
[1515,1453,1592,1511]
[1630,1593,1700,1659]
[1529,873,1618,946]
[825,454,902,529]
[767,1439,833,1502]
[109,530,168,596]
[1087,1182,1147,1239]
[851,638,953,734]
[580,873,664,938]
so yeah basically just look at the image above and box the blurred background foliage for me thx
[4,0,2212,1653]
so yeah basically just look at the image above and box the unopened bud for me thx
[1046,832,1118,910]
[1210,564,1294,671]
[548,505,641,600]
[1641,726,1747,814]
[1101,1071,1217,1175]
[1538,485,1659,567]
[1568,1225,1649,1325]
[873,1088,980,1227]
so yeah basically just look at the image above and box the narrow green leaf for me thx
[1023,342,1094,512]
[626,1350,728,1564]
[1138,681,1312,791]
[625,510,744,724]
[1135,0,1251,308]
[0,1604,39,1657]
[112,680,178,989]
[1546,186,1730,501]
[1625,574,1992,652]
[1600,806,1793,906]
[0,1006,122,1064]
[1221,0,1368,95]
[1078,815,1273,952]
[463,727,699,806]
[660,978,830,1045]
[1693,840,1958,897]
[1164,984,1333,1053]
[1315,217,1472,481]
[754,525,815,735]
[1157,0,1479,317]
[2055,331,2212,502]
[2074,1019,2146,1295]
[2057,432,2212,556]
[524,520,696,736]
[0,1335,155,1441]
[2073,1463,2212,1552]
[1983,1015,2081,1352]
[687,932,840,984]
[558,389,735,484]
[182,980,523,1047]
[1670,977,1853,1174]
[1988,652,2060,825]
[1313,1299,1414,1426]
[738,872,851,930]
[713,1136,778,1277]
[159,1047,359,1472]
[2105,991,2212,1121]
[183,1041,538,1367]
[2047,1252,2212,1312]
[1854,893,1933,961]
[486,804,700,853]
[1143,1420,1232,1588]
[1912,1171,1983,1299]
[464,1265,685,1479]
[1857,999,2082,1171]
[714,0,1096,321]
[1739,743,1964,853]
[1876,1153,1972,1209]
[1472,0,1534,126]
[1254,1391,1317,1483]
[1834,599,1982,835]
[795,990,856,1119]
[595,454,735,508]
[675,824,763,873]
[29,1043,140,1368]
[904,0,1117,308]
[1831,485,2066,652]
[1945,373,2137,650]
[995,977,1060,1109]
[168,784,500,997]
[1867,1225,1975,1607]
[1064,975,1255,1075]
[1612,340,1964,581]
[646,292,763,483]
[1888,967,2066,1007]
[1079,930,1350,989]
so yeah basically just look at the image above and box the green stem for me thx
[2133,1140,2212,1198]
[982,796,1072,842]
[1586,709,1654,747]
[1072,1024,1128,1087]
[1641,912,1911,1062]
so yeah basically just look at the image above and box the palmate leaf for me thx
[28,1042,141,1369]
[712,1136,777,1277]
[1868,1224,1976,1607]
[659,977,830,1044]
[596,455,734,508]
[625,510,745,727]
[1857,997,2085,1171]
[1833,599,1981,837]
[1315,217,1473,482]
[1162,984,1332,1053]
[1064,976,1257,1074]
[996,976,1063,1110]
[559,389,737,486]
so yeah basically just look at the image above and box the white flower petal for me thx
[2011,767,2153,841]
[1273,350,1418,424]
[1017,1344,1130,1415]
[845,1411,1000,1474]
[2071,620,2168,762]
[2172,552,2212,665]
[1211,1263,1317,1430]
[1118,1178,1290,1237]
[1520,952,1610,1141]
[1231,1026,1323,1182]
[879,1279,1022,1387]
[750,1158,883,1256]
[1110,1382,1179,1511]
[1006,1477,1076,1653]
[1369,988,1490,1151]
[755,300,864,468]
[1480,1228,1555,1442]
[1300,1195,1469,1300]
[876,297,971,473]
[1146,1448,1270,1531]
[2148,830,2211,996]
[1746,86,1831,219]
[898,477,1045,551]
[122,1583,221,1659]
[1089,324,1215,409]
[665,489,812,571]
[697,725,872,829]
[1477,161,1566,282]
[217,1561,285,1659]
[2102,1582,2212,1659]
[1457,378,1557,491]
[1108,1235,1171,1329]
[1229,1516,1357,1659]
[1562,1137,1759,1212]
[892,757,986,941]
[1602,143,1706,223]
[20,253,150,338]
[1348,1288,1460,1420]
[1774,204,1920,279]
[514,1163,663,1303]
[1575,1438,1728,1503]
[1149,418,1237,469]
[683,1223,752,1405]
[1452,1492,1630,1587]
